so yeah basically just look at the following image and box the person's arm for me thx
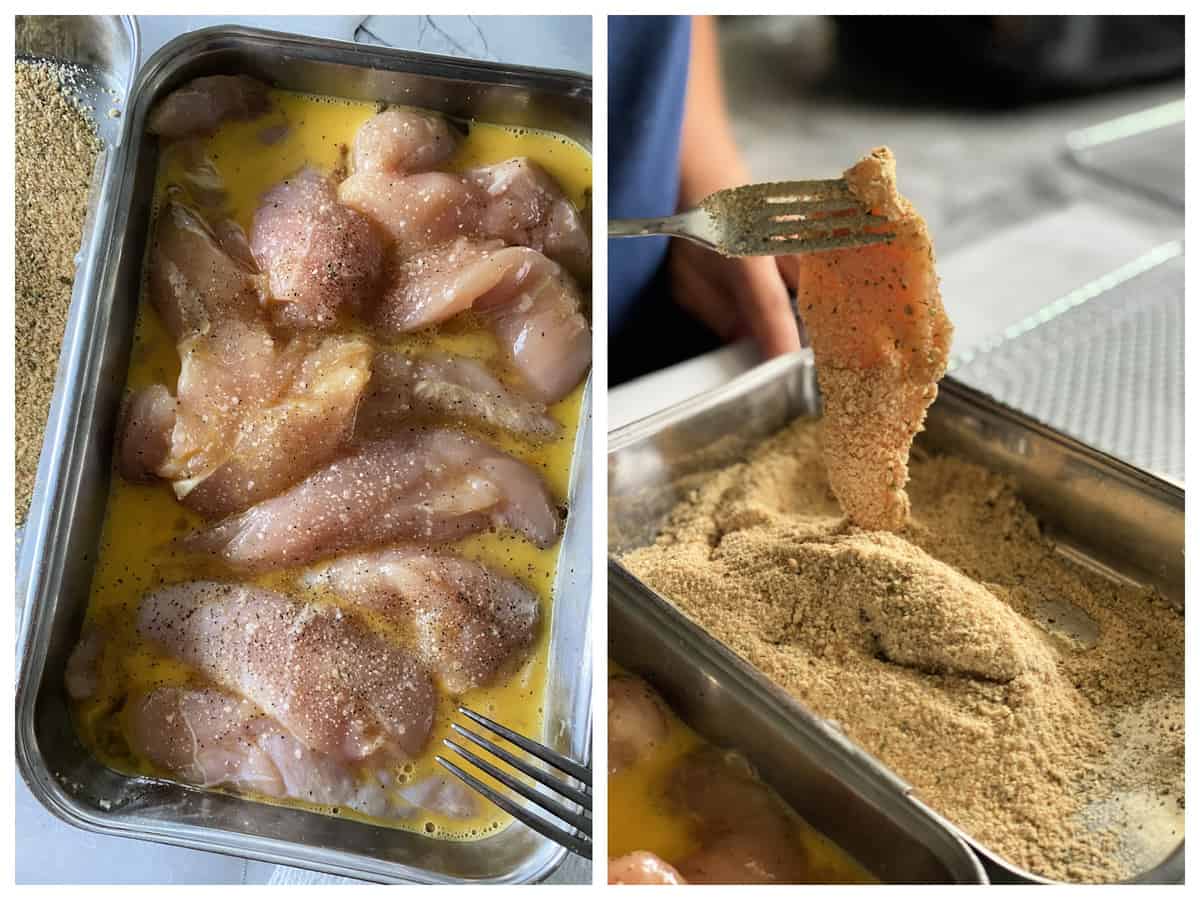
[668,15,802,357]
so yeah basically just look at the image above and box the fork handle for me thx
[608,214,695,239]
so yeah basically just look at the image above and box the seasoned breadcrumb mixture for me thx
[15,59,102,524]
[621,418,1183,883]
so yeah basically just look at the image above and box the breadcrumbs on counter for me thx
[15,59,102,524]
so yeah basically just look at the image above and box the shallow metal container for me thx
[16,26,593,884]
[608,352,1183,884]
[15,14,139,555]
[609,582,987,884]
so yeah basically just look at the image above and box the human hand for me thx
[668,239,804,357]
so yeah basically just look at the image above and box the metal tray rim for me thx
[17,23,591,885]
[609,565,989,884]
[607,352,1184,884]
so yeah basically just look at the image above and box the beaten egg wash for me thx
[72,89,591,840]
[607,664,872,882]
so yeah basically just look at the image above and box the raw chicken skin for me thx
[377,238,590,403]
[338,171,483,255]
[794,147,952,530]
[309,549,541,694]
[182,429,561,571]
[609,852,687,885]
[351,108,460,175]
[138,581,436,765]
[608,674,670,775]
[356,351,561,442]
[148,75,270,140]
[251,167,385,329]
[465,158,591,279]
[148,201,264,342]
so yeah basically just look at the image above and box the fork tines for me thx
[703,177,896,256]
[437,706,592,859]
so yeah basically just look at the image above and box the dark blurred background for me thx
[614,15,1184,484]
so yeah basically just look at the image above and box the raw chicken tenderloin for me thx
[308,549,541,694]
[147,75,270,140]
[177,333,373,518]
[182,429,561,571]
[350,108,460,175]
[608,674,671,775]
[117,384,177,483]
[137,581,435,764]
[127,686,477,819]
[129,320,372,519]
[793,147,952,531]
[148,201,265,342]
[376,238,590,403]
[250,167,385,329]
[356,351,561,442]
[337,171,483,255]
[609,853,687,885]
[667,747,815,884]
[464,157,591,280]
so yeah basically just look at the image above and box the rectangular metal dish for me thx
[609,582,987,883]
[16,26,593,884]
[608,352,1183,884]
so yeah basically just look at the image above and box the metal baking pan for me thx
[15,26,593,885]
[609,581,987,884]
[608,351,1183,884]
[15,14,139,555]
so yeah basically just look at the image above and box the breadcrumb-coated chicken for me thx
[795,147,952,531]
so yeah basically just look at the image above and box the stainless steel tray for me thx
[15,14,139,555]
[609,581,987,884]
[15,26,593,885]
[608,352,1183,884]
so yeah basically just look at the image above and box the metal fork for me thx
[437,707,592,859]
[608,178,894,257]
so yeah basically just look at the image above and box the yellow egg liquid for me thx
[72,89,591,842]
[607,663,873,882]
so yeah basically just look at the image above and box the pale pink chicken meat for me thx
[337,170,482,255]
[135,198,376,517]
[465,158,591,279]
[117,384,177,484]
[138,581,436,765]
[181,429,561,572]
[375,238,590,403]
[667,748,812,884]
[608,674,670,775]
[129,686,477,819]
[173,333,373,518]
[351,108,460,175]
[148,201,264,341]
[64,624,107,701]
[148,75,270,140]
[355,351,561,443]
[309,549,541,694]
[126,318,371,519]
[609,852,687,885]
[250,167,385,329]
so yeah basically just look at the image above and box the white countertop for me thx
[15,14,592,887]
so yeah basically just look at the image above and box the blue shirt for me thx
[607,16,691,334]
